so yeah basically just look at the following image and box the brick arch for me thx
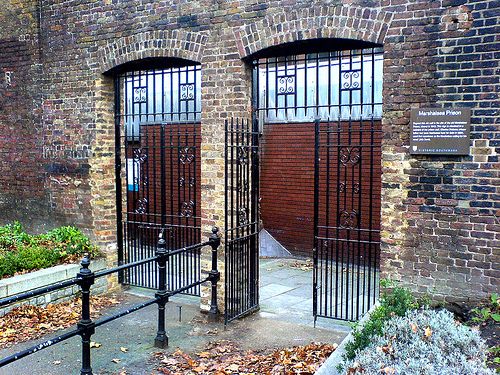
[97,30,209,74]
[233,6,392,59]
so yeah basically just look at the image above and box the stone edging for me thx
[315,302,380,375]
[0,258,107,316]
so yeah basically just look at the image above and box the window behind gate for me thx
[254,48,383,123]
[123,65,202,140]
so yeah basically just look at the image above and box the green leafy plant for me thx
[486,346,500,373]
[471,293,500,324]
[0,222,99,278]
[0,221,33,250]
[42,226,97,256]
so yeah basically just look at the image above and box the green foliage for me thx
[42,226,97,256]
[468,294,500,373]
[0,221,33,250]
[471,293,500,324]
[342,280,427,363]
[487,346,500,373]
[0,222,99,278]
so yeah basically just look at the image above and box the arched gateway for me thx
[224,38,383,322]
[113,57,203,295]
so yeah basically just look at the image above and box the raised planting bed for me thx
[0,221,106,315]
[0,222,100,279]
[0,258,107,316]
[316,282,498,375]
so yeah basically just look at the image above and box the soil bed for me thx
[449,300,499,372]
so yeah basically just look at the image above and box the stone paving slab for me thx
[259,283,295,300]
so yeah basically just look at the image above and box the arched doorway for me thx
[251,39,383,322]
[113,58,202,296]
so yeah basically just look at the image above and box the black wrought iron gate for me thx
[115,64,202,295]
[313,118,382,321]
[224,118,260,323]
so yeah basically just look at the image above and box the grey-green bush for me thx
[344,309,495,375]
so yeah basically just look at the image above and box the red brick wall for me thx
[0,41,42,199]
[260,122,315,256]
[260,121,382,258]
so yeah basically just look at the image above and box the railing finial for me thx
[80,253,91,271]
[158,228,166,249]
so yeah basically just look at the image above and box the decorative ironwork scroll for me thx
[340,147,361,166]
[339,209,359,229]
[134,148,148,163]
[179,147,195,165]
[277,75,295,95]
[135,198,148,214]
[180,200,195,217]
[341,70,361,90]
[133,87,147,103]
[180,83,195,101]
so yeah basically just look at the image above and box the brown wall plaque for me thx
[410,108,471,155]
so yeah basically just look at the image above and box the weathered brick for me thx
[0,0,497,310]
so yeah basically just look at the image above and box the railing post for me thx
[208,227,221,321]
[154,230,169,348]
[76,254,95,375]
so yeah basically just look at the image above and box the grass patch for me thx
[0,222,99,279]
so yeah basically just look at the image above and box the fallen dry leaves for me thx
[424,326,432,339]
[0,295,121,349]
[154,340,336,375]
[283,259,314,272]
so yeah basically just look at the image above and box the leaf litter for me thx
[280,259,314,272]
[0,294,121,349]
[153,340,337,374]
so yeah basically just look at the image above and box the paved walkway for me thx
[259,257,351,330]
[0,257,349,375]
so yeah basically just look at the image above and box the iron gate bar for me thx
[115,77,124,283]
[224,118,260,324]
[313,119,320,320]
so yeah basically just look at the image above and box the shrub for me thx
[42,226,97,257]
[0,222,99,278]
[344,309,495,375]
[342,281,426,363]
[470,293,500,325]
[0,221,33,250]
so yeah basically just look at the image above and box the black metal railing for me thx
[0,227,221,375]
